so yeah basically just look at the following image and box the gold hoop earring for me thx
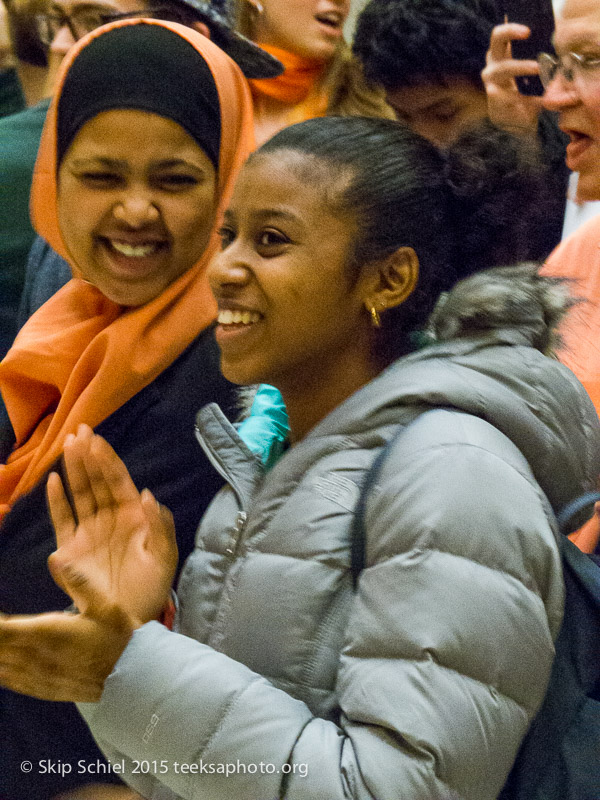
[369,305,381,328]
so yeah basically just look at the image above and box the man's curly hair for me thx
[353,0,501,91]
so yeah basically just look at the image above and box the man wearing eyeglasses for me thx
[483,0,600,236]
[485,0,600,542]
[542,0,600,202]
[538,0,600,429]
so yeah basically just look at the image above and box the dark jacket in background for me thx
[16,235,71,327]
[0,98,48,359]
[537,110,570,248]
[0,68,25,118]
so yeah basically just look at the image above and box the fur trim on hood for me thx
[428,263,575,356]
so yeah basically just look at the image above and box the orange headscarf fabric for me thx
[0,19,255,522]
[250,44,329,122]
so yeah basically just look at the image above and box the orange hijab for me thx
[0,19,255,522]
[250,43,329,122]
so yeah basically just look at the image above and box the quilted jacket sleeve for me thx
[78,410,564,800]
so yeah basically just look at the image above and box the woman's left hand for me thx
[47,424,178,626]
[0,425,179,702]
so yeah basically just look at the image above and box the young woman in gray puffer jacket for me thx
[0,117,599,800]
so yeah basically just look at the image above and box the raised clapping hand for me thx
[0,424,178,702]
[482,22,545,137]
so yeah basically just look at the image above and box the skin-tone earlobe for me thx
[364,246,420,317]
[191,21,211,39]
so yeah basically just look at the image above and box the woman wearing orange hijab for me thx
[0,18,254,799]
[236,0,393,144]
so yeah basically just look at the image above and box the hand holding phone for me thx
[482,22,546,136]
[502,0,555,95]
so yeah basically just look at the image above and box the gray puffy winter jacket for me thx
[79,266,600,800]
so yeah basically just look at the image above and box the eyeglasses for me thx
[35,8,119,45]
[34,6,197,46]
[538,51,600,90]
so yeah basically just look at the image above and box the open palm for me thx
[0,427,179,703]
[47,424,178,627]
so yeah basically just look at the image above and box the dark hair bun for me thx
[444,121,564,278]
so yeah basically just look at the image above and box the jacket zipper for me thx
[194,424,251,559]
[225,511,247,557]
[194,423,246,511]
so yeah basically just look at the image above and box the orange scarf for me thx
[0,19,255,522]
[250,43,329,122]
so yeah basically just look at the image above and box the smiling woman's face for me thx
[57,108,218,307]
[208,151,378,394]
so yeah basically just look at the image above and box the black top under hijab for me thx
[56,23,221,168]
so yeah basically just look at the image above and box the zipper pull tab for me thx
[225,511,248,557]
[235,510,248,533]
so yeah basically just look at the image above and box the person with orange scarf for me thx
[0,18,254,800]
[235,0,392,145]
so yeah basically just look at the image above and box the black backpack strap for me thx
[350,440,393,588]
[556,491,600,536]
[350,413,600,588]
[350,422,418,589]
[350,410,446,589]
